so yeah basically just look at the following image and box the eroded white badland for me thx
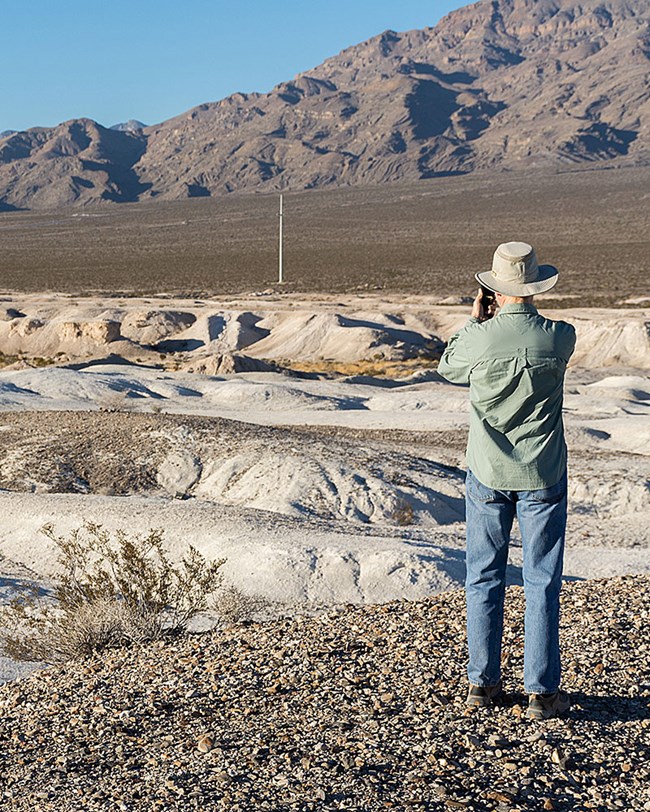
[1,292,649,370]
[1,292,648,681]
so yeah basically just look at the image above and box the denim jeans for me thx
[465,468,568,694]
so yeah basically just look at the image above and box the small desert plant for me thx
[0,522,225,662]
[390,497,415,526]
[30,356,55,368]
[0,350,20,368]
[211,584,275,625]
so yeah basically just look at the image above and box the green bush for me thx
[0,522,225,663]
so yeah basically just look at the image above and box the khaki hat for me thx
[475,241,558,296]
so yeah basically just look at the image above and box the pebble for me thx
[526,731,545,743]
[551,748,568,769]
[196,734,214,753]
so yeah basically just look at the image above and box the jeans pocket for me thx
[527,475,567,505]
[466,471,503,504]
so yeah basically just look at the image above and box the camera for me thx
[480,285,496,319]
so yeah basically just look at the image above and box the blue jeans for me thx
[465,469,568,694]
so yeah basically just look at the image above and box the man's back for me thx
[438,302,576,489]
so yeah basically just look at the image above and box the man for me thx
[437,241,576,720]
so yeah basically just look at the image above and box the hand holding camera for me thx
[472,286,497,321]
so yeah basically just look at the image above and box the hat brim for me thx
[475,264,559,297]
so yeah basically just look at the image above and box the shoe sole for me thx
[466,692,504,708]
[526,702,571,720]
[466,697,491,708]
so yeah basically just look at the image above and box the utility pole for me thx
[278,193,284,284]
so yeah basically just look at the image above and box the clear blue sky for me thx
[2,0,466,132]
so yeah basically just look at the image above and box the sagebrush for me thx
[211,584,276,625]
[0,522,225,662]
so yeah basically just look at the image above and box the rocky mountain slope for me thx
[1,0,649,210]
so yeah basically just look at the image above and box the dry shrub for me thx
[0,522,225,663]
[390,498,415,526]
[211,584,276,625]
[2,596,162,663]
[280,357,440,379]
[0,351,20,368]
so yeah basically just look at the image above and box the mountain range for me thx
[1,0,649,210]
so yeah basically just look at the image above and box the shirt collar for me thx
[498,303,538,315]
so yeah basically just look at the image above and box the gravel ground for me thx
[1,575,648,811]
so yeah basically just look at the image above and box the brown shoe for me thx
[466,679,503,707]
[526,690,571,719]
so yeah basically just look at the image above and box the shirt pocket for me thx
[524,354,566,382]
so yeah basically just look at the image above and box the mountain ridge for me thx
[1,0,649,210]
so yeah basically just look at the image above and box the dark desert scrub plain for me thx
[0,166,648,304]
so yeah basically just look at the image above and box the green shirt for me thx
[437,303,576,490]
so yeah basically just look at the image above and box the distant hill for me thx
[110,120,147,132]
[1,0,649,210]
[0,120,148,209]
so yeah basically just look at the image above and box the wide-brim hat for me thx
[475,241,558,296]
